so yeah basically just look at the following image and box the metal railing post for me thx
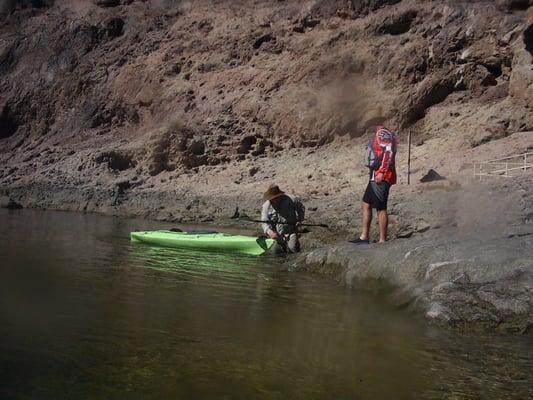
[407,131,411,185]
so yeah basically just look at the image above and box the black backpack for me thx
[363,138,382,170]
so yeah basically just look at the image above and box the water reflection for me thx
[0,209,531,400]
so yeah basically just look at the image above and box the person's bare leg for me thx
[360,202,372,240]
[377,209,388,243]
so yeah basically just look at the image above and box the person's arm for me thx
[294,197,305,223]
[376,144,393,178]
[261,201,272,235]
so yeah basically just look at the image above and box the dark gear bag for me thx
[363,138,382,170]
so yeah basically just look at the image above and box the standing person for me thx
[350,126,397,244]
[261,184,305,254]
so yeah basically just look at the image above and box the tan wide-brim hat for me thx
[263,184,285,201]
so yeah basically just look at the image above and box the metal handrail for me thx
[481,162,527,166]
[475,152,533,163]
[474,152,532,179]
[487,165,532,174]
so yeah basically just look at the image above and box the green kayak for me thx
[130,230,274,256]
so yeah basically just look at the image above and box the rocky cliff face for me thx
[0,1,531,216]
[0,1,531,214]
[1,0,532,222]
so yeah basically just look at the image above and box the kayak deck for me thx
[130,230,274,256]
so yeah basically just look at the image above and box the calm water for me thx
[0,209,531,400]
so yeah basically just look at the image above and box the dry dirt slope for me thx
[0,0,531,234]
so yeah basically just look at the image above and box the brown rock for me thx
[399,75,456,126]
[188,141,205,156]
[102,18,124,39]
[0,104,18,139]
[237,136,257,154]
[420,169,446,183]
[509,30,533,104]
[249,166,259,177]
[253,34,274,50]
[95,151,135,172]
[374,10,417,36]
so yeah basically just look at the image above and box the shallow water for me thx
[0,209,531,400]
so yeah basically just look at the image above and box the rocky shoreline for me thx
[298,226,533,335]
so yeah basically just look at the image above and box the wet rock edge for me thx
[299,228,533,335]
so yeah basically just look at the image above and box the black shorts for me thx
[362,181,390,211]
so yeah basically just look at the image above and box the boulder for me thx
[398,75,456,126]
[420,169,446,183]
[102,17,124,39]
[253,34,274,50]
[509,25,533,104]
[293,17,320,33]
[94,151,135,172]
[188,140,205,156]
[374,10,417,36]
[459,64,498,93]
[237,136,257,154]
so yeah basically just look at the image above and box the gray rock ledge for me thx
[302,227,533,334]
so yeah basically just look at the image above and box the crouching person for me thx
[261,184,305,254]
